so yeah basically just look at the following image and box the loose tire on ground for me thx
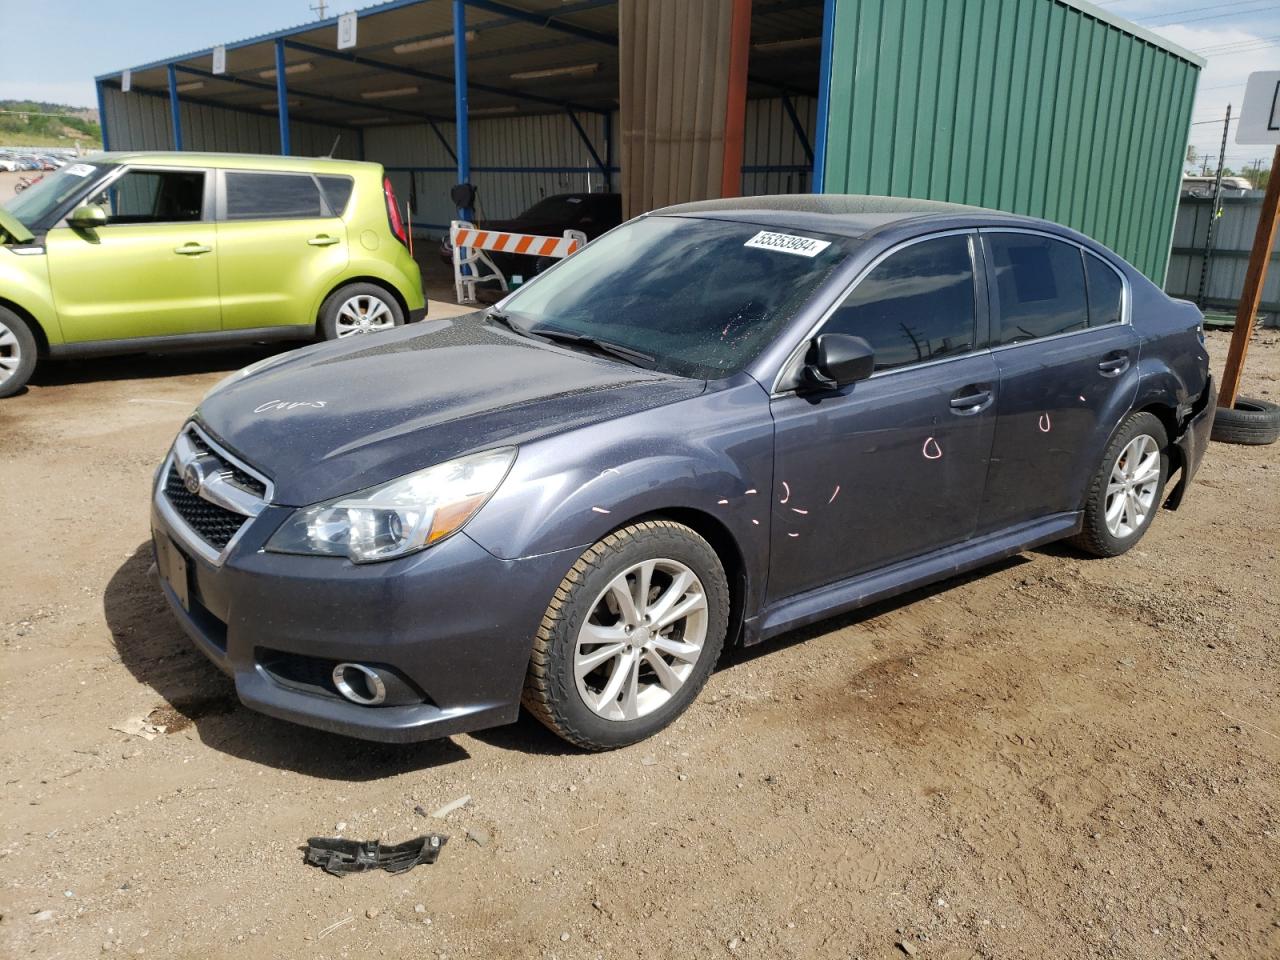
[0,306,38,399]
[1210,396,1280,446]
[1071,411,1169,558]
[318,283,404,341]
[522,520,730,751]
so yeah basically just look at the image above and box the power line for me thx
[1194,33,1280,53]
[1146,5,1279,27]
[1140,0,1276,24]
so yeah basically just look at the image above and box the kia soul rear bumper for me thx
[150,497,578,743]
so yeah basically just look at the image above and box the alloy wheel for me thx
[0,319,21,387]
[1104,434,1160,538]
[574,558,709,722]
[334,295,396,337]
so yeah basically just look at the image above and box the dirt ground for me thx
[1,327,1277,960]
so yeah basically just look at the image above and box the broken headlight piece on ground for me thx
[303,834,448,876]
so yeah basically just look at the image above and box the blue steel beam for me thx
[167,65,184,150]
[780,94,814,165]
[462,0,617,47]
[565,108,608,180]
[453,0,472,223]
[811,0,836,192]
[283,39,607,115]
[274,39,292,155]
[96,80,111,151]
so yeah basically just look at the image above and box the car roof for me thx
[92,151,379,175]
[650,193,1059,240]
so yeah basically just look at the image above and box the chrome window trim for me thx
[978,227,1132,354]
[155,422,273,567]
[770,228,981,397]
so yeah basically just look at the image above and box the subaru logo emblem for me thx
[183,461,206,495]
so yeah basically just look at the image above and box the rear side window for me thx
[1085,253,1124,327]
[986,233,1088,344]
[224,172,324,221]
[318,176,355,216]
[824,234,977,372]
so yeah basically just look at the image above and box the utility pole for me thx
[1196,104,1231,309]
[310,0,328,18]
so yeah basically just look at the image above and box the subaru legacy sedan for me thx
[151,195,1214,751]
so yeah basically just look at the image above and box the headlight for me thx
[265,447,516,563]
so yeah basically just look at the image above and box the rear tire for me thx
[1210,396,1280,446]
[0,307,37,399]
[318,283,404,340]
[1071,412,1169,558]
[522,521,730,751]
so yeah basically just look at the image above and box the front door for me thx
[976,231,1140,534]
[45,166,220,342]
[767,232,998,603]
[215,170,349,331]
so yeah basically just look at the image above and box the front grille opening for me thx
[185,432,267,497]
[164,465,247,549]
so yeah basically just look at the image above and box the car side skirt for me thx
[748,511,1083,644]
[47,324,315,358]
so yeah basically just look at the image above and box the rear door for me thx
[214,170,349,332]
[44,165,220,341]
[976,230,1139,535]
[767,231,998,602]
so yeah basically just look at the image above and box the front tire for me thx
[0,307,37,399]
[1071,411,1169,557]
[318,283,404,340]
[522,521,730,751]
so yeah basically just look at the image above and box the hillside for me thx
[0,101,102,149]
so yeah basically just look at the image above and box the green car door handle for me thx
[308,235,340,247]
[174,243,213,256]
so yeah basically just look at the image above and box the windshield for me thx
[2,162,104,228]
[500,216,851,378]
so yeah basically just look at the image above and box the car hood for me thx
[196,315,704,506]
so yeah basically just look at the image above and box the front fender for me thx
[0,248,64,345]
[464,378,775,613]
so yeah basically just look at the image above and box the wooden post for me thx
[1218,144,1280,410]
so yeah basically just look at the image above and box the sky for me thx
[0,0,1276,172]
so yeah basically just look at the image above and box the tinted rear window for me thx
[224,172,324,220]
[1085,252,1124,327]
[318,175,355,216]
[987,233,1088,344]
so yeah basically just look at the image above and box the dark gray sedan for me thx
[151,195,1214,750]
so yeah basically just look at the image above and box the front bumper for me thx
[1164,375,1216,511]
[150,494,579,743]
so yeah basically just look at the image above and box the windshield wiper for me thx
[485,308,528,337]
[528,326,656,369]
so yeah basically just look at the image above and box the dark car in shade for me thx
[440,191,622,282]
[152,194,1214,751]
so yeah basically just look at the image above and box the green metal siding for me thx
[821,0,1200,281]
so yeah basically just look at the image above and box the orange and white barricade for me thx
[450,220,588,303]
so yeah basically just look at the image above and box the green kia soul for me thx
[0,152,426,398]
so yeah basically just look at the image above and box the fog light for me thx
[332,663,388,705]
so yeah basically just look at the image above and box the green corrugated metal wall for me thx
[820,0,1201,282]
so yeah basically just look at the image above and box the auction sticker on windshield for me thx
[744,230,832,257]
[64,164,95,178]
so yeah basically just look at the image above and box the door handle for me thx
[308,235,340,246]
[174,243,212,256]
[1097,352,1130,376]
[950,387,992,414]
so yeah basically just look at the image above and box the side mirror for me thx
[68,204,108,229]
[803,333,875,390]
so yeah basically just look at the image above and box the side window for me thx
[824,234,977,372]
[317,176,355,216]
[92,169,205,225]
[224,172,324,221]
[986,233,1088,344]
[1084,252,1123,327]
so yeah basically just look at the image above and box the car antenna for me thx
[326,135,341,158]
